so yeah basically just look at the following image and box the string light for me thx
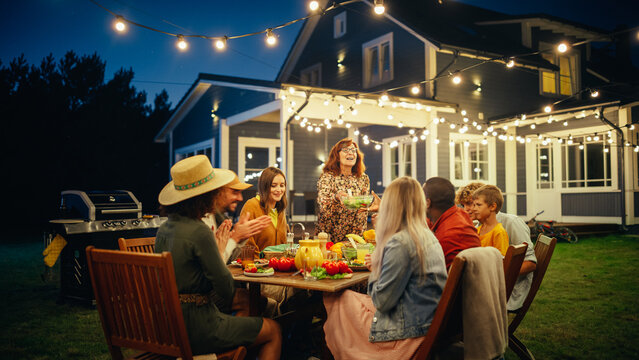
[309,0,320,11]
[380,93,389,102]
[557,42,569,53]
[452,74,462,85]
[374,0,385,15]
[530,124,536,129]
[410,85,420,95]
[590,89,599,98]
[506,58,515,68]
[214,36,227,50]
[176,35,188,51]
[544,105,552,113]
[375,144,382,150]
[114,16,126,32]
[435,139,440,144]
[266,29,277,46]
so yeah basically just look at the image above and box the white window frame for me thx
[362,32,394,89]
[333,11,346,38]
[174,138,215,164]
[238,137,294,187]
[536,142,554,189]
[448,133,496,187]
[382,136,417,187]
[539,42,580,96]
[560,135,613,189]
[300,63,322,87]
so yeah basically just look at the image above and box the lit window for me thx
[561,136,611,188]
[382,137,416,186]
[362,33,393,88]
[238,137,282,186]
[334,12,346,38]
[536,143,553,189]
[449,135,495,186]
[540,44,578,96]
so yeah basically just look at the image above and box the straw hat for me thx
[227,171,252,190]
[159,155,235,205]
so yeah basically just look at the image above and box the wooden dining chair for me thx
[118,236,155,253]
[86,246,246,360]
[508,234,557,360]
[412,256,467,360]
[503,243,528,301]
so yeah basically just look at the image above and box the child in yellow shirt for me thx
[472,185,509,256]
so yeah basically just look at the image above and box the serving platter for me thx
[243,270,275,277]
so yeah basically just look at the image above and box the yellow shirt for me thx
[477,222,509,256]
[255,195,278,228]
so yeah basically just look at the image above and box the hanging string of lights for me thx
[90,0,387,51]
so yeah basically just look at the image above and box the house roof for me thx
[154,73,281,142]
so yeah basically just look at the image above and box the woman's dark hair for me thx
[159,189,219,219]
[323,138,366,176]
[257,167,287,213]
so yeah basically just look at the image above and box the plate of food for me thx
[231,258,269,267]
[348,259,368,271]
[243,267,275,277]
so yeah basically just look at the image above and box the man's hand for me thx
[231,212,271,241]
[215,219,232,256]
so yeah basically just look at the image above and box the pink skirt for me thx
[323,290,424,360]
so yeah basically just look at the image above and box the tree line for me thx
[0,51,171,234]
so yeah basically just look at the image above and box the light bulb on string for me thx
[411,85,420,95]
[114,16,126,32]
[563,121,568,126]
[608,137,613,144]
[586,136,592,141]
[594,135,599,141]
[354,129,360,136]
[461,110,467,116]
[579,143,584,150]
[590,90,599,98]
[412,136,418,143]
[452,73,462,85]
[345,123,352,128]
[463,117,469,123]
[604,146,609,153]
[450,123,456,129]
[416,103,422,110]
[326,123,332,129]
[558,138,563,144]
[375,144,382,150]
[530,124,536,129]
[409,129,415,135]
[397,122,404,128]
[392,102,398,108]
[337,118,344,125]
[315,126,321,133]
[449,140,455,146]
[351,108,358,116]
[215,37,227,50]
[544,105,552,113]
[557,42,569,53]
[355,96,362,105]
[380,93,389,102]
[176,35,188,51]
[506,58,515,68]
[487,126,494,132]
[492,131,498,136]
[526,138,532,143]
[548,116,553,123]
[324,118,330,125]
[476,124,482,130]
[514,119,520,126]
[309,0,320,11]
[374,0,385,14]
[635,146,639,153]
[307,125,313,132]
[423,129,430,136]
[364,138,370,145]
[439,117,446,123]
[388,114,394,120]
[472,121,477,126]
[630,124,636,130]
[434,139,440,144]
[266,29,277,46]
[294,115,301,120]
[483,131,488,136]
[420,134,426,140]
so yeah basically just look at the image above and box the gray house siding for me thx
[284,2,425,94]
[561,192,622,217]
[229,121,281,174]
[635,192,639,218]
[517,143,526,215]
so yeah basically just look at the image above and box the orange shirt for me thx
[477,223,509,256]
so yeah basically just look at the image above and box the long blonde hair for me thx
[370,176,431,281]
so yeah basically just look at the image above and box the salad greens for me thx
[342,195,373,210]
[310,266,347,280]
[256,267,274,274]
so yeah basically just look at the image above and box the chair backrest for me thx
[412,256,467,360]
[86,246,194,360]
[118,236,156,253]
[508,234,557,334]
[503,243,528,301]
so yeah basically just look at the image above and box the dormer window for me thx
[334,12,346,38]
[540,43,579,96]
[362,33,393,88]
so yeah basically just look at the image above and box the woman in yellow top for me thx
[240,167,289,255]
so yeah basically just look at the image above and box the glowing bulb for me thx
[337,118,344,125]
[354,129,360,136]
[461,110,467,116]
[351,108,358,116]
[375,144,382,150]
[434,138,440,144]
[307,125,313,132]
[324,118,330,125]
[426,106,431,112]
[397,122,404,128]
[557,42,569,53]
[355,97,362,105]
[594,135,599,141]
[416,103,422,110]
[309,0,320,11]
[530,124,536,129]
[449,140,455,146]
[506,58,515,68]
[413,136,418,143]
[409,129,415,135]
[563,121,568,126]
[388,114,394,120]
[450,124,456,129]
[544,105,552,113]
[604,147,609,153]
[266,29,277,46]
[630,124,636,130]
[380,94,389,102]
[482,138,488,145]
[590,90,599,98]
[176,36,188,51]
[114,16,126,32]
[288,87,295,94]
[392,102,398,108]
[439,117,446,123]
[323,99,329,106]
[586,136,592,141]
[374,0,385,14]
[326,123,332,129]
[215,37,227,50]
[579,144,584,150]
[411,85,420,95]
[294,115,301,120]
[315,126,321,133]
[452,74,462,85]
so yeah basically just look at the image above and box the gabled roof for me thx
[154,73,280,142]
[476,13,610,41]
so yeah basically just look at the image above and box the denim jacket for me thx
[367,229,447,342]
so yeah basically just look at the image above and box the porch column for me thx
[220,119,229,169]
[425,112,438,179]
[279,103,288,181]
[619,107,633,225]
[505,128,517,214]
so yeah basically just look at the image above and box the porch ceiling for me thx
[281,84,458,128]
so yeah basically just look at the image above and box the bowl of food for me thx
[342,195,374,210]
[342,246,357,261]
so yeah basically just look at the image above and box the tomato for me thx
[278,258,292,272]
[326,241,334,250]
[245,266,258,273]
[337,261,349,274]
[326,262,339,276]
[321,261,331,269]
[345,267,353,274]
[269,257,280,271]
[287,258,297,271]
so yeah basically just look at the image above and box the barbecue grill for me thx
[48,190,165,304]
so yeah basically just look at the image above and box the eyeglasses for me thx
[340,147,357,154]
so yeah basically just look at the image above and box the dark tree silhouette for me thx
[0,51,171,235]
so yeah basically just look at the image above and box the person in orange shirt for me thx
[240,167,289,255]
[472,185,509,256]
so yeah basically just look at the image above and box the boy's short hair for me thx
[472,185,503,213]
[455,182,485,205]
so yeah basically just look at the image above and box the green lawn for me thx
[1,235,638,359]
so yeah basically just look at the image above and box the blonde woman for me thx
[323,177,447,359]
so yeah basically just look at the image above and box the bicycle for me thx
[528,210,579,243]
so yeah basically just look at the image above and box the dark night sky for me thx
[1,0,637,107]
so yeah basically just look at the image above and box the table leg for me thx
[248,283,261,316]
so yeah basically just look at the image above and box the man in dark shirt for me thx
[423,177,481,268]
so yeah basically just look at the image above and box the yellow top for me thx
[477,222,509,256]
[255,195,278,227]
[240,196,288,255]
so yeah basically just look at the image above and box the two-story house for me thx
[155,0,639,226]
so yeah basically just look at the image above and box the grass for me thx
[1,235,638,359]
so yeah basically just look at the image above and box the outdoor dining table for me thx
[229,265,370,316]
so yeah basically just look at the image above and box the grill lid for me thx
[60,190,142,221]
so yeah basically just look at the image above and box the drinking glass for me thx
[240,245,256,268]
[356,243,370,262]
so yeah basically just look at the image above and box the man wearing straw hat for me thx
[156,155,281,359]
[202,171,271,264]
